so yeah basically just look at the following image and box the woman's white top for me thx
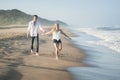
[52,31,61,40]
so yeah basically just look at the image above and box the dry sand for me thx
[0,27,86,80]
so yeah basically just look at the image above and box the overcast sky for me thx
[0,0,120,26]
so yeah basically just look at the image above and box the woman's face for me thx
[55,24,59,30]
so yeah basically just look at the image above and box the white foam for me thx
[77,27,120,53]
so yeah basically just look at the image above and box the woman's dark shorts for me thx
[53,39,62,44]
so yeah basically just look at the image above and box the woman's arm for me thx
[60,29,71,40]
[45,30,52,35]
[44,28,54,35]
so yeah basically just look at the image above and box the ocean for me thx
[67,26,120,80]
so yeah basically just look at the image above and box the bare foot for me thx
[56,56,58,60]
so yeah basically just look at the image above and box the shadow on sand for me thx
[0,68,23,80]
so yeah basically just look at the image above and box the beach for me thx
[0,27,86,80]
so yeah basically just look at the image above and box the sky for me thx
[0,0,120,26]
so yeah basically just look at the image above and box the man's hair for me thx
[33,15,38,19]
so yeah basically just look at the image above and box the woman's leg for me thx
[58,39,62,51]
[53,43,59,60]
[59,42,62,51]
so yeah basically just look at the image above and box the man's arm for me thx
[27,22,31,38]
[27,30,29,38]
[39,26,45,33]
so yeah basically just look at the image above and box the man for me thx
[27,15,45,56]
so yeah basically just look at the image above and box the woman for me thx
[45,23,71,60]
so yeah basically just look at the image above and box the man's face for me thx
[33,16,37,22]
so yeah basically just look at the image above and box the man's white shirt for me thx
[27,20,44,37]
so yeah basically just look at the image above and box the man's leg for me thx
[35,34,39,56]
[31,37,35,53]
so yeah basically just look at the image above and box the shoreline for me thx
[0,27,86,80]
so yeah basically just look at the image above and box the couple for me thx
[27,15,71,60]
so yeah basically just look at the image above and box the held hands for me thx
[41,33,45,36]
[41,32,47,36]
[42,31,51,36]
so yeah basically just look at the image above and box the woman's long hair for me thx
[51,23,59,32]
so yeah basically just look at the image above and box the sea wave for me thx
[77,26,120,53]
